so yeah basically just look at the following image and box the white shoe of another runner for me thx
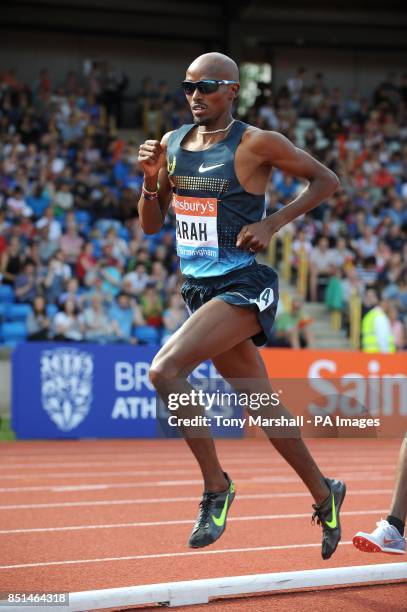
[353,519,406,554]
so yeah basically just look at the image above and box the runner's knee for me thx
[149,354,184,389]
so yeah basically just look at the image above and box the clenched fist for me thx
[236,220,276,252]
[138,140,166,177]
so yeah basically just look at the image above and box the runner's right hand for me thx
[138,140,166,177]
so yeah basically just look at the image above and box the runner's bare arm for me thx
[236,130,339,251]
[137,132,173,234]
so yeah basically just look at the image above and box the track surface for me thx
[1,438,406,611]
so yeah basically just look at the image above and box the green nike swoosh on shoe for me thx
[325,493,337,529]
[312,478,346,560]
[188,473,235,549]
[211,493,230,527]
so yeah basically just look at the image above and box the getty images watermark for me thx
[165,389,382,430]
[166,389,296,429]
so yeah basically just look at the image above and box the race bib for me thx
[173,194,218,259]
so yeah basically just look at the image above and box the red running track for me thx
[1,438,406,611]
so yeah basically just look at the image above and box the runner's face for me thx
[183,70,233,125]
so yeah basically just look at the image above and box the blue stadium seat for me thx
[74,210,91,232]
[96,218,121,236]
[118,226,130,241]
[134,325,160,345]
[0,285,15,303]
[46,303,58,318]
[0,321,27,345]
[6,303,32,322]
[0,303,8,320]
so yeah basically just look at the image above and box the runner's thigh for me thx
[151,298,261,377]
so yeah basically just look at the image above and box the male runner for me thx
[138,52,345,560]
[353,436,406,554]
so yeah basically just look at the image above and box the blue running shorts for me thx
[181,262,279,346]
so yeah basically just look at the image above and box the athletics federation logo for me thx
[40,347,94,431]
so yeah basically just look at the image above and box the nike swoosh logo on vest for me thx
[198,163,225,173]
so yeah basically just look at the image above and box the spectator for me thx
[59,222,84,266]
[309,237,337,301]
[37,207,62,242]
[26,184,50,218]
[331,236,354,268]
[271,298,314,349]
[43,250,71,303]
[387,304,406,351]
[59,277,82,308]
[292,229,312,266]
[354,226,378,259]
[150,260,177,294]
[53,298,83,341]
[81,294,118,342]
[341,266,365,302]
[76,241,96,285]
[361,289,395,353]
[0,236,24,285]
[54,182,74,213]
[26,295,51,341]
[108,292,145,342]
[161,293,187,344]
[122,262,150,296]
[6,187,32,220]
[14,261,38,303]
[103,227,129,265]
[100,257,123,297]
[139,285,164,328]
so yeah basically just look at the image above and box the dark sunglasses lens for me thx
[182,81,219,94]
[199,81,219,94]
[182,82,196,94]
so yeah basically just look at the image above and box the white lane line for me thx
[0,541,354,570]
[0,455,397,470]
[0,448,398,465]
[0,488,393,511]
[0,509,388,535]
[0,464,395,480]
[0,473,395,494]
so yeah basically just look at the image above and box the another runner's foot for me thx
[353,519,406,554]
[312,477,347,560]
[188,472,235,548]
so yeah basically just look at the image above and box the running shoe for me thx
[312,477,347,560]
[188,472,235,548]
[353,519,406,554]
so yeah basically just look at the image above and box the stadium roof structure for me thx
[1,0,406,53]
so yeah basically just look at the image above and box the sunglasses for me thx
[181,80,238,95]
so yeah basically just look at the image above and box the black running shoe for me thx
[312,478,347,560]
[188,473,235,549]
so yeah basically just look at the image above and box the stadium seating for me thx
[0,285,14,304]
[0,322,28,347]
[134,325,161,344]
[5,303,32,322]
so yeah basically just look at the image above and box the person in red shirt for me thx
[76,241,96,285]
[372,164,396,188]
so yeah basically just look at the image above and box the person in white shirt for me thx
[36,207,62,241]
[122,263,150,296]
[309,236,337,301]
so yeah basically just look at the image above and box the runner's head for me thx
[184,53,240,126]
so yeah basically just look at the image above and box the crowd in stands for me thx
[0,63,406,350]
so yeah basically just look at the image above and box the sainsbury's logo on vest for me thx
[172,194,217,216]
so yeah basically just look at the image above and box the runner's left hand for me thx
[236,221,274,252]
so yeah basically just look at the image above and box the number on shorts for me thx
[250,288,274,312]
